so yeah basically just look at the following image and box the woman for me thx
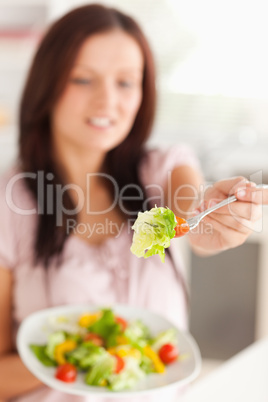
[0,4,265,401]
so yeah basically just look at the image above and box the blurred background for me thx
[1,0,268,375]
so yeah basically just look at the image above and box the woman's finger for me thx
[198,216,250,249]
[204,213,256,235]
[212,201,262,221]
[236,186,268,204]
[212,176,249,196]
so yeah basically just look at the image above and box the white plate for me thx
[17,304,201,398]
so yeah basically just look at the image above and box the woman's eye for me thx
[118,81,133,88]
[70,78,92,86]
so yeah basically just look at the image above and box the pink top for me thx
[0,145,200,402]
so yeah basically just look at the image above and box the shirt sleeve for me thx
[140,143,202,190]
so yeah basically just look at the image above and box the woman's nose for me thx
[93,81,117,108]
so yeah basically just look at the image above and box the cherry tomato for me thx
[114,354,125,374]
[115,316,128,331]
[84,332,104,346]
[55,363,77,383]
[158,343,179,364]
[174,216,190,238]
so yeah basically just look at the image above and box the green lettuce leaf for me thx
[88,309,121,347]
[29,344,57,367]
[130,207,176,262]
[85,354,115,386]
[65,343,106,369]
[124,320,151,350]
[108,356,146,391]
[45,331,66,360]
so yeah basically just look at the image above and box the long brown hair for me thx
[19,4,156,266]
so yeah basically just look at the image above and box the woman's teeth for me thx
[89,117,111,127]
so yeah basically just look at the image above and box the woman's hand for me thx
[188,176,266,255]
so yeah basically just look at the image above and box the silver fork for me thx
[186,184,268,231]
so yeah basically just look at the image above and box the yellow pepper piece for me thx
[107,346,141,359]
[54,340,77,365]
[118,347,141,359]
[116,335,129,345]
[107,347,117,355]
[99,379,108,387]
[143,345,165,373]
[129,348,141,359]
[78,312,101,327]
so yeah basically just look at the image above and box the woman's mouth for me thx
[86,117,113,129]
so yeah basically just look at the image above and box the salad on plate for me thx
[30,307,181,391]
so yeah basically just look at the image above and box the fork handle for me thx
[198,195,237,220]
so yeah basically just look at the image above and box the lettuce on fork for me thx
[130,207,177,263]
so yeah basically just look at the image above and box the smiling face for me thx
[51,30,144,159]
